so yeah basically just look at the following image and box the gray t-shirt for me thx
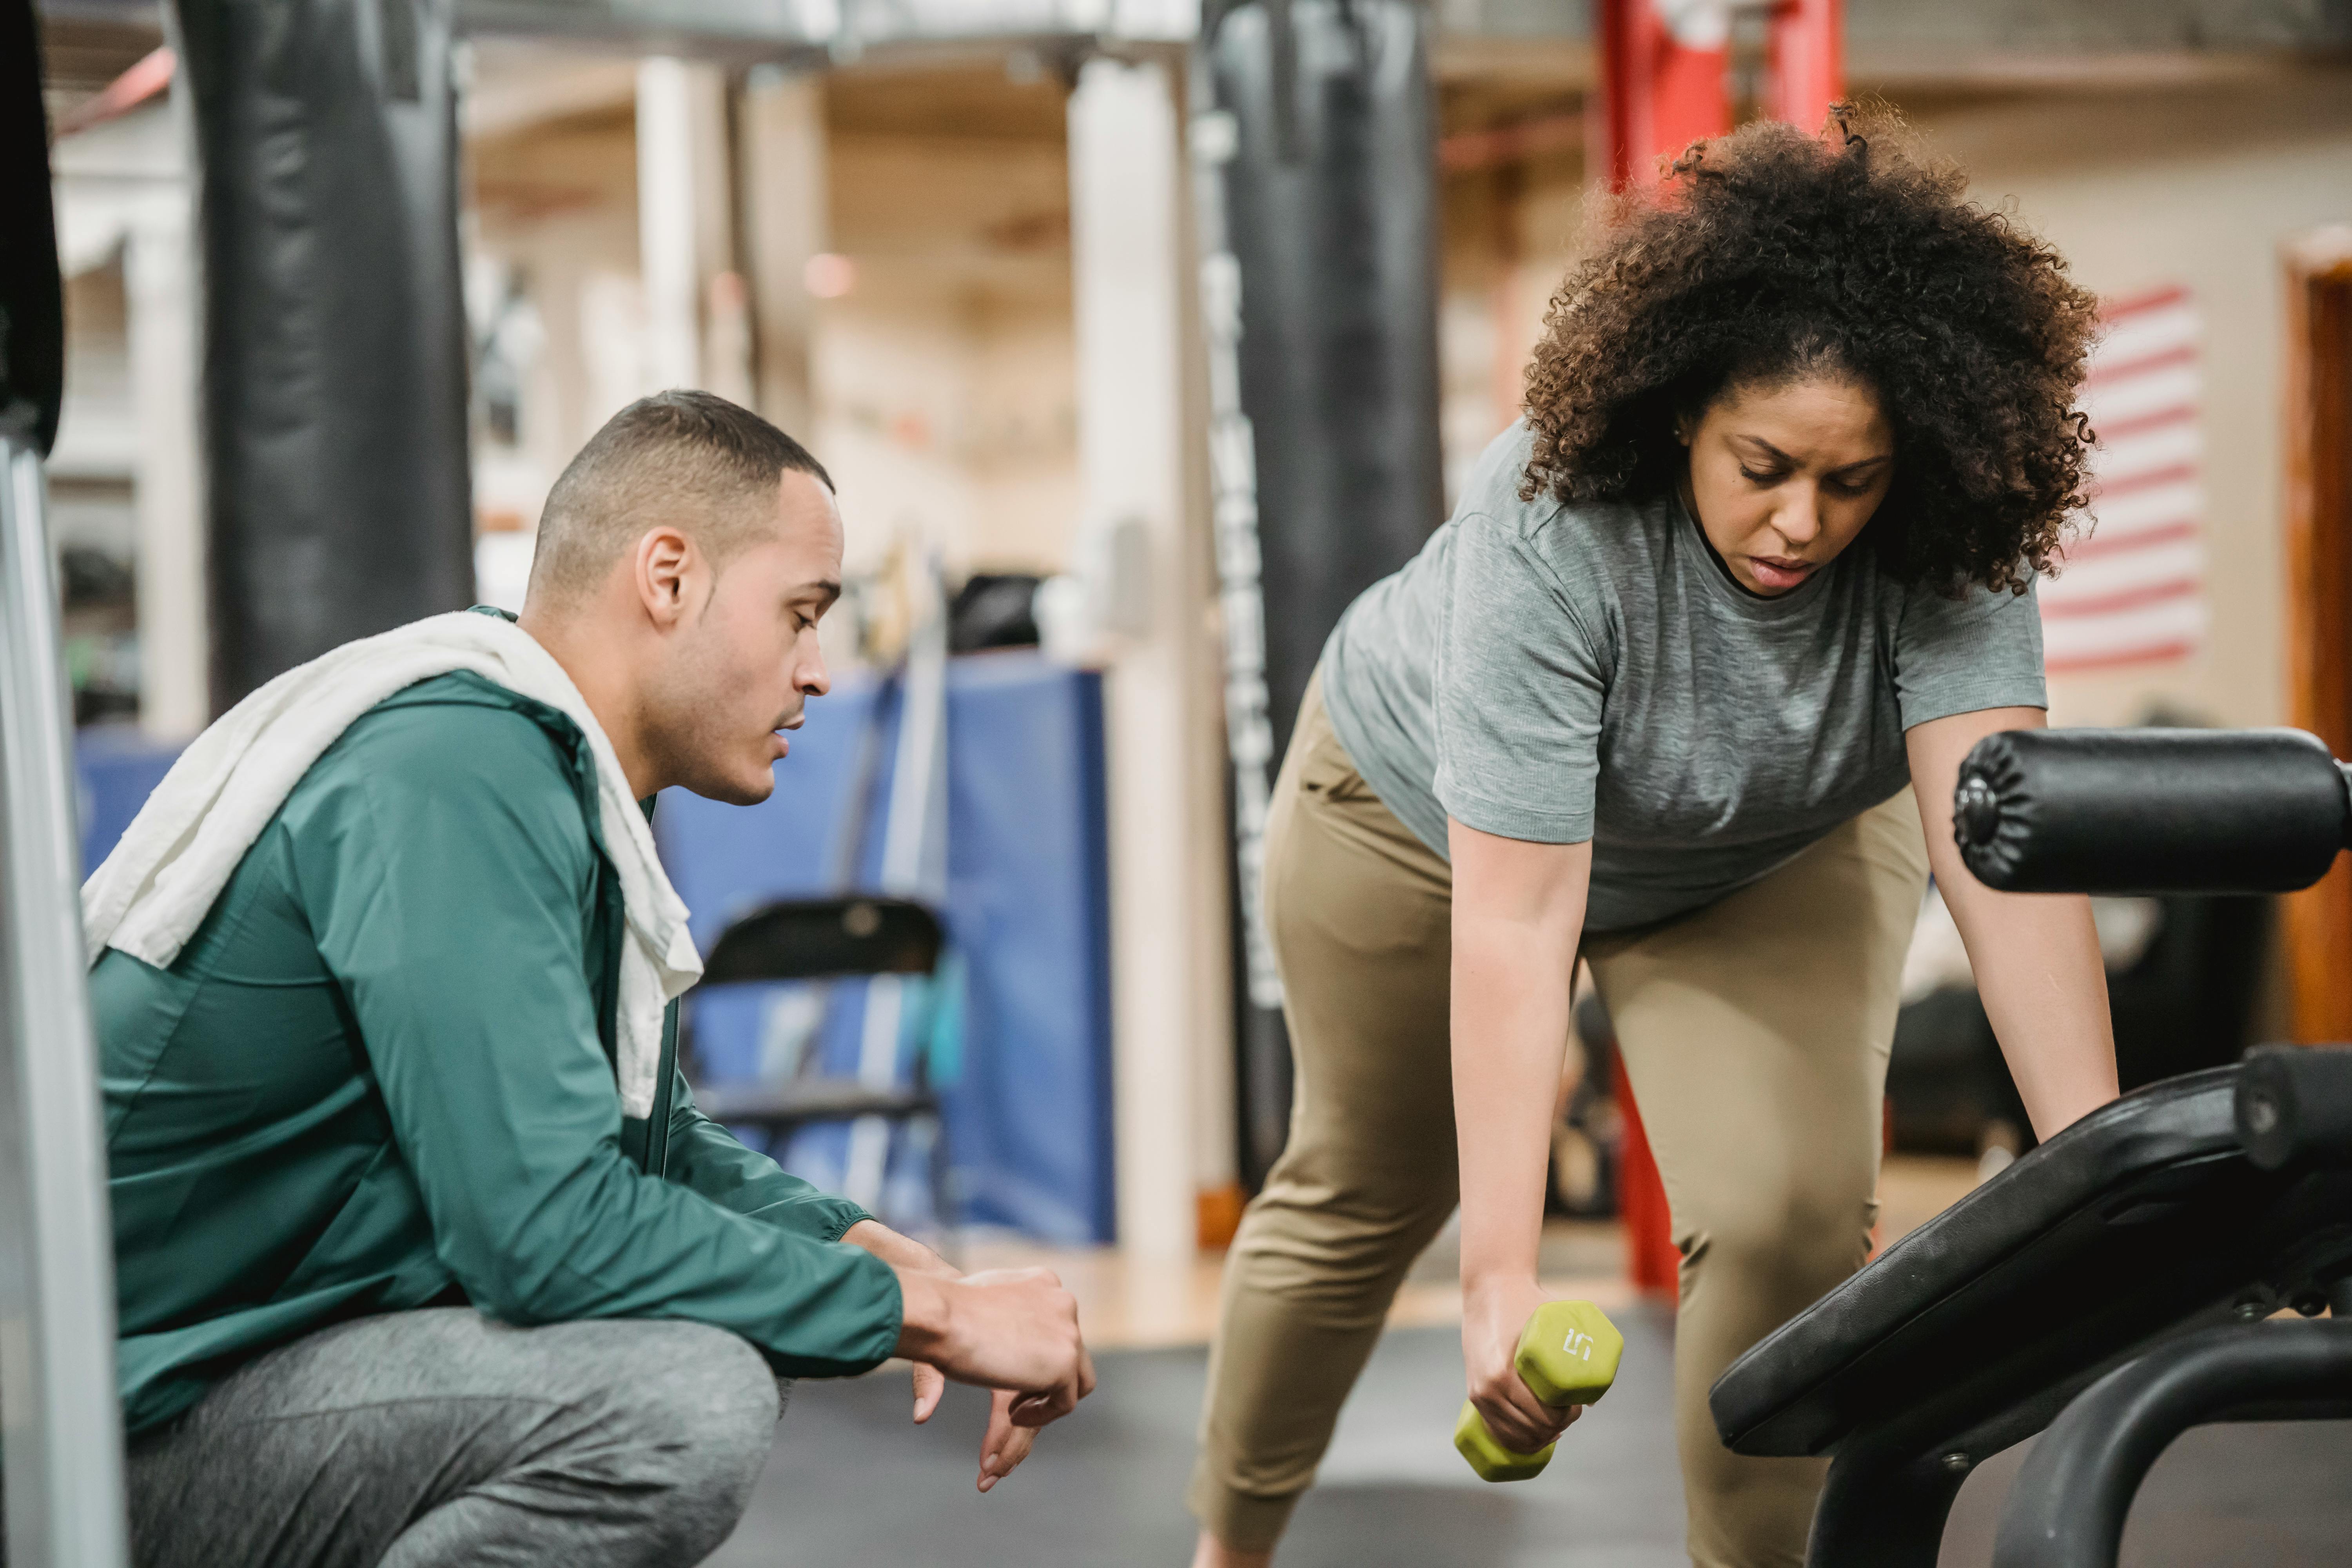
[1320,422,2047,932]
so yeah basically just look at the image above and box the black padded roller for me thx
[1953,728,2350,895]
[2236,1045,2352,1171]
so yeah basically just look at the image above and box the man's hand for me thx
[906,1367,1040,1492]
[842,1221,959,1442]
[846,1221,1088,1491]
[896,1267,1096,1426]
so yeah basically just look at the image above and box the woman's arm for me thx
[1451,819,1593,1454]
[1907,707,2119,1139]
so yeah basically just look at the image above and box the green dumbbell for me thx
[1454,1299,1625,1482]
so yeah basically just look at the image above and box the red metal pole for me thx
[1592,0,1732,190]
[1766,0,1844,134]
[1612,1054,1682,1297]
[1593,0,1846,187]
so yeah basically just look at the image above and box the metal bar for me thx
[1805,1434,1976,1568]
[0,435,130,1567]
[429,0,2352,54]
[447,0,1196,50]
[1993,1319,2352,1568]
[844,561,950,1208]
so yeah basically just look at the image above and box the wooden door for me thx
[2283,227,2352,1042]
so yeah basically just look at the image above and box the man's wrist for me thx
[846,1218,961,1280]
[893,1267,956,1362]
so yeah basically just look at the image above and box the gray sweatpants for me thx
[126,1308,787,1568]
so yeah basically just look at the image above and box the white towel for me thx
[82,610,701,1118]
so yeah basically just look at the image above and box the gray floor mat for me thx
[709,1309,2352,1566]
[709,1310,1686,1568]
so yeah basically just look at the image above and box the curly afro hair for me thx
[1519,107,2101,595]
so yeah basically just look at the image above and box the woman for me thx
[1188,113,2121,1568]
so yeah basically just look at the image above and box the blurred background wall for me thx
[33,0,2352,1252]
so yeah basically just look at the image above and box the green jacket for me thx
[97,670,904,1435]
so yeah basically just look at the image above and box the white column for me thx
[124,191,207,739]
[738,68,828,439]
[1069,55,1234,1265]
[635,58,747,402]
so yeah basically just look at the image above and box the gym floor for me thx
[713,1318,2352,1567]
[709,1160,2352,1566]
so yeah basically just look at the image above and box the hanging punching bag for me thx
[0,0,63,457]
[1195,0,1445,1184]
[175,0,474,711]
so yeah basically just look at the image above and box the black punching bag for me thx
[0,0,63,455]
[175,0,474,710]
[1198,0,1445,1184]
[1207,0,1443,747]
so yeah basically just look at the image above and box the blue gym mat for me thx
[652,652,1117,1245]
[71,650,1119,1247]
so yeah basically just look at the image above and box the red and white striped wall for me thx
[2041,285,2207,674]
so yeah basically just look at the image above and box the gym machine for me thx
[1711,726,2352,1568]
[0,1,133,1562]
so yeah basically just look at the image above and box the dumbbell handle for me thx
[2236,1045,2352,1171]
[1455,1300,1624,1483]
[1953,729,2352,895]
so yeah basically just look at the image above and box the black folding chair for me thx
[680,895,956,1239]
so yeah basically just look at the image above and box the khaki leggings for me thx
[1188,675,1929,1566]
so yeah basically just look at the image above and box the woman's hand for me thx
[1463,1277,1583,1454]
[1907,708,2120,1138]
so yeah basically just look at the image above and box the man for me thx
[95,391,1093,1568]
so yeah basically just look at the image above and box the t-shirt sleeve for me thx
[1890,576,2049,730]
[294,702,903,1378]
[1430,513,1607,844]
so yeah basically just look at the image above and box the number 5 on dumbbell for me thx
[1454,1300,1625,1482]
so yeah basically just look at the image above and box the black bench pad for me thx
[1711,1067,2352,1461]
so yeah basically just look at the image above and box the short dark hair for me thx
[1519,107,2100,596]
[527,390,833,606]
